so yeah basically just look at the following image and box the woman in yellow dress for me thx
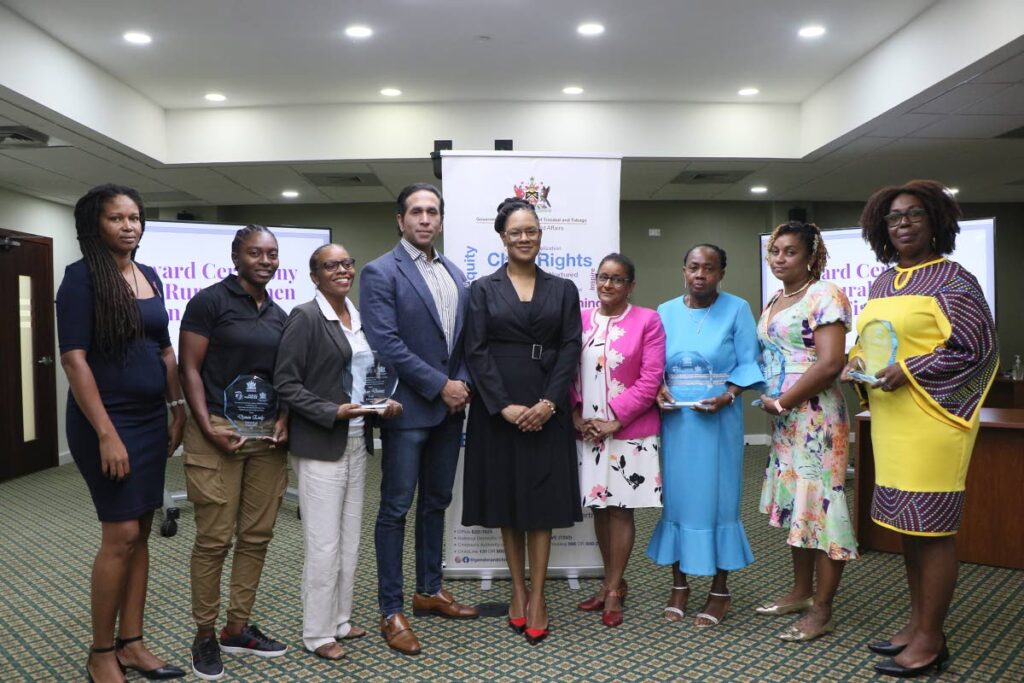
[844,180,997,678]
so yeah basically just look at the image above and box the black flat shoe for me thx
[868,639,908,656]
[874,645,950,678]
[116,636,187,680]
[87,644,127,683]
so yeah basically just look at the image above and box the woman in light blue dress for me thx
[646,244,763,628]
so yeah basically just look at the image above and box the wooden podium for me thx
[854,408,1024,570]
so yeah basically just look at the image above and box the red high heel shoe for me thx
[602,589,625,627]
[508,592,530,633]
[524,625,549,645]
[577,578,628,612]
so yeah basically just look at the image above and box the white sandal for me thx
[694,591,731,629]
[663,585,689,622]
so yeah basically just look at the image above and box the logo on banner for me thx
[513,177,551,210]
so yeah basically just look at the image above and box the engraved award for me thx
[664,351,715,408]
[850,319,898,386]
[359,357,399,410]
[224,374,278,437]
[752,342,787,407]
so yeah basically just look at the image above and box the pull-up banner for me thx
[441,150,621,579]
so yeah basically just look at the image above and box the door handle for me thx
[37,356,54,366]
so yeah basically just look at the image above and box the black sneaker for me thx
[218,623,288,658]
[191,635,225,681]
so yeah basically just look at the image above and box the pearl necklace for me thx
[685,294,716,335]
[782,279,813,298]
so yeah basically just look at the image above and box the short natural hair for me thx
[684,243,727,270]
[859,179,960,264]
[765,221,829,279]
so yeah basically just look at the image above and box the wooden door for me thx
[0,229,57,480]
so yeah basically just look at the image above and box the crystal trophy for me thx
[359,357,399,410]
[664,351,715,407]
[752,342,786,407]
[224,374,278,437]
[850,319,898,386]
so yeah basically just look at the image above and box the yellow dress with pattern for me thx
[851,258,997,537]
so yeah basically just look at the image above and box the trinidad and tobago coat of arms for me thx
[513,177,551,209]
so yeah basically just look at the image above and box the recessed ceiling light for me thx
[738,87,760,97]
[798,25,826,39]
[281,190,300,198]
[577,22,605,36]
[123,31,152,45]
[750,186,768,194]
[345,25,373,39]
[562,86,584,95]
[947,187,960,196]
[204,92,227,102]
[380,88,402,97]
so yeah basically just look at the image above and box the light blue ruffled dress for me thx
[646,292,764,576]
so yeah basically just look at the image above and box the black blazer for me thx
[464,265,582,416]
[274,299,374,460]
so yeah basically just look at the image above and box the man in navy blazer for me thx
[360,183,478,656]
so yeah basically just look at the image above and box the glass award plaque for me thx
[752,342,786,407]
[359,357,399,410]
[664,351,715,407]
[850,319,898,386]
[224,374,278,437]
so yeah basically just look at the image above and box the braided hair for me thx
[765,221,829,280]
[231,224,276,259]
[493,197,537,233]
[73,184,145,360]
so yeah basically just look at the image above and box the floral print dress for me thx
[576,310,662,509]
[757,280,859,560]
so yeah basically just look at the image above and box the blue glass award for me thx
[850,319,898,386]
[224,374,277,437]
[664,351,715,407]
[752,342,786,407]
[359,356,399,410]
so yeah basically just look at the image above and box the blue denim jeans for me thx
[375,415,463,616]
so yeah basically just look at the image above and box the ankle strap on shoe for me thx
[116,635,144,648]
[90,644,117,654]
[709,591,731,597]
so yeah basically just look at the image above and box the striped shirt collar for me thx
[400,237,441,263]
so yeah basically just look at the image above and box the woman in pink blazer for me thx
[571,253,666,627]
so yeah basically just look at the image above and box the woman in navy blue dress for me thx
[57,184,187,682]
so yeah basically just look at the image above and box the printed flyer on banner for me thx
[441,150,621,308]
[440,150,620,580]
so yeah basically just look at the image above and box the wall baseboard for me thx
[58,450,72,466]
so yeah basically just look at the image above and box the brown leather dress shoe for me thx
[412,588,480,619]
[380,614,421,656]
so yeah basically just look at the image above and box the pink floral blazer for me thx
[570,305,666,439]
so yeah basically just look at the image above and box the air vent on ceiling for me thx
[144,191,202,203]
[0,126,50,148]
[301,172,382,187]
[995,124,1024,139]
[670,170,754,185]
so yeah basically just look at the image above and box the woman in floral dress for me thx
[756,221,858,642]
[571,253,665,628]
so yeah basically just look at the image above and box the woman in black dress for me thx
[57,184,187,682]
[462,198,583,644]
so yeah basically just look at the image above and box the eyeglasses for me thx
[504,228,541,241]
[884,207,927,226]
[321,258,356,272]
[596,274,633,287]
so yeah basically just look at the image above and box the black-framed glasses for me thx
[884,207,927,226]
[321,258,356,272]
[596,274,633,287]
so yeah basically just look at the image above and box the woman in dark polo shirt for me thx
[178,225,289,681]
